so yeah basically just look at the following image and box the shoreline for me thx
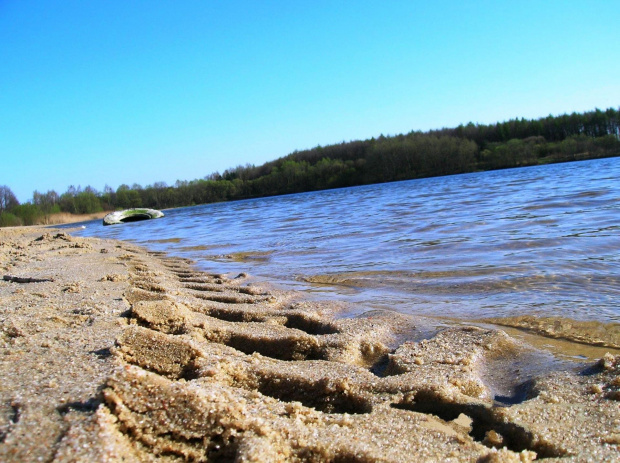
[1,227,619,461]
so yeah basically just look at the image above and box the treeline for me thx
[1,107,619,226]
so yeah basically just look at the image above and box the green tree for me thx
[0,212,21,227]
[33,189,60,222]
[115,185,131,209]
[68,186,101,214]
[127,190,142,208]
[10,203,42,225]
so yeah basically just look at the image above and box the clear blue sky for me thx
[1,1,618,202]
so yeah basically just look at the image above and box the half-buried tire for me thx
[103,208,165,226]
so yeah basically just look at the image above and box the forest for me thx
[1,107,619,227]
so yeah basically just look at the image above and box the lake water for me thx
[72,157,620,325]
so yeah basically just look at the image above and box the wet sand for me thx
[0,227,619,462]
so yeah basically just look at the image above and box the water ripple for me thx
[72,158,620,324]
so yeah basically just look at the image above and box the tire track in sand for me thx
[68,249,619,462]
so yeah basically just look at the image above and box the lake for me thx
[72,157,620,326]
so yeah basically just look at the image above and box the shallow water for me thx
[72,158,620,326]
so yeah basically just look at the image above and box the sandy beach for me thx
[0,227,619,462]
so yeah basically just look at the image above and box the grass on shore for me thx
[34,211,108,226]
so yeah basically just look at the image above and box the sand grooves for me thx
[0,230,618,461]
[58,248,616,462]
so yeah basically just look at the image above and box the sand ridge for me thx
[0,227,619,461]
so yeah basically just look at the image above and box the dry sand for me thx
[0,227,618,462]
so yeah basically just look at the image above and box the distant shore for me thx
[1,226,619,461]
[33,211,108,226]
[3,108,619,230]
